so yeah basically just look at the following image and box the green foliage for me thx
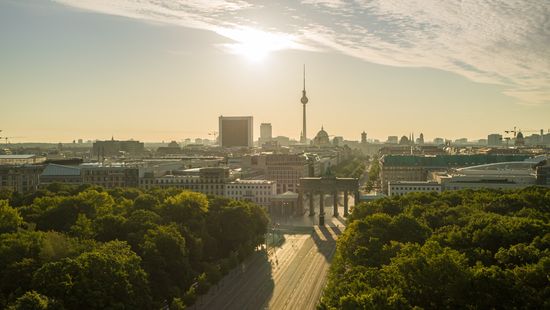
[8,291,52,310]
[0,187,268,309]
[33,241,151,309]
[0,200,23,234]
[332,156,366,179]
[140,224,190,302]
[69,214,94,239]
[321,187,550,309]
[365,157,380,191]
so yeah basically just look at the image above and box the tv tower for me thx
[300,65,309,144]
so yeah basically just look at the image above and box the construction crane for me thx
[208,131,219,144]
[0,131,25,146]
[504,126,518,138]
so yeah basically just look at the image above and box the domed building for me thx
[312,126,332,147]
[515,132,525,146]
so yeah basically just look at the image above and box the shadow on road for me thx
[196,250,274,310]
[311,225,340,262]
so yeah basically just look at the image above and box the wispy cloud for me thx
[54,0,550,105]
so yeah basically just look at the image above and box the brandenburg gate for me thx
[299,175,360,225]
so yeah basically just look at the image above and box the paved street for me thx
[195,221,343,310]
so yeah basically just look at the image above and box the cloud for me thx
[54,0,550,105]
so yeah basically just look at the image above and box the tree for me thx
[162,191,209,228]
[33,241,151,309]
[140,225,191,304]
[8,291,52,310]
[93,214,127,242]
[0,200,23,234]
[69,214,94,240]
[322,187,550,309]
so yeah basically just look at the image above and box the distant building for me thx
[379,154,532,193]
[416,133,424,144]
[273,136,291,146]
[387,136,398,144]
[224,179,277,207]
[437,159,544,190]
[488,134,502,146]
[81,165,139,188]
[388,181,442,196]
[0,155,46,165]
[259,123,272,145]
[455,138,468,144]
[0,165,43,193]
[333,136,344,146]
[433,137,444,145]
[92,138,145,157]
[361,132,367,144]
[219,116,253,148]
[515,132,525,146]
[536,165,550,185]
[40,164,82,187]
[312,127,332,147]
[265,154,309,194]
[156,141,182,155]
[140,167,229,196]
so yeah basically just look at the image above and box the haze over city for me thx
[1,0,549,143]
[1,1,550,310]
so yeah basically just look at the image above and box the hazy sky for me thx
[1,0,549,143]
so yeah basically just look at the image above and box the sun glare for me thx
[217,27,297,62]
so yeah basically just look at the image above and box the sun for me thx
[217,27,298,63]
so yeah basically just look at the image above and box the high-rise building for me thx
[219,116,253,148]
[259,123,272,145]
[488,134,503,146]
[361,131,367,143]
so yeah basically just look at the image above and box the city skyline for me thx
[1,0,549,143]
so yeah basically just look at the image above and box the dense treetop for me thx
[320,187,550,309]
[0,184,269,309]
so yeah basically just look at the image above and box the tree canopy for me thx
[0,186,269,309]
[320,187,550,309]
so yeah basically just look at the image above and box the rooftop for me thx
[0,154,41,159]
[232,179,274,184]
[381,154,532,167]
[41,164,81,176]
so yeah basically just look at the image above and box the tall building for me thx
[259,123,272,145]
[488,134,502,146]
[300,65,309,144]
[361,131,367,143]
[218,116,253,148]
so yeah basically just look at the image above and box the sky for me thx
[1,0,549,143]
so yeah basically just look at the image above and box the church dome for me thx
[516,131,524,139]
[313,126,331,146]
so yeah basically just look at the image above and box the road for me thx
[195,224,343,310]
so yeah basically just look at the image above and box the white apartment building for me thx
[388,181,442,196]
[224,179,277,207]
